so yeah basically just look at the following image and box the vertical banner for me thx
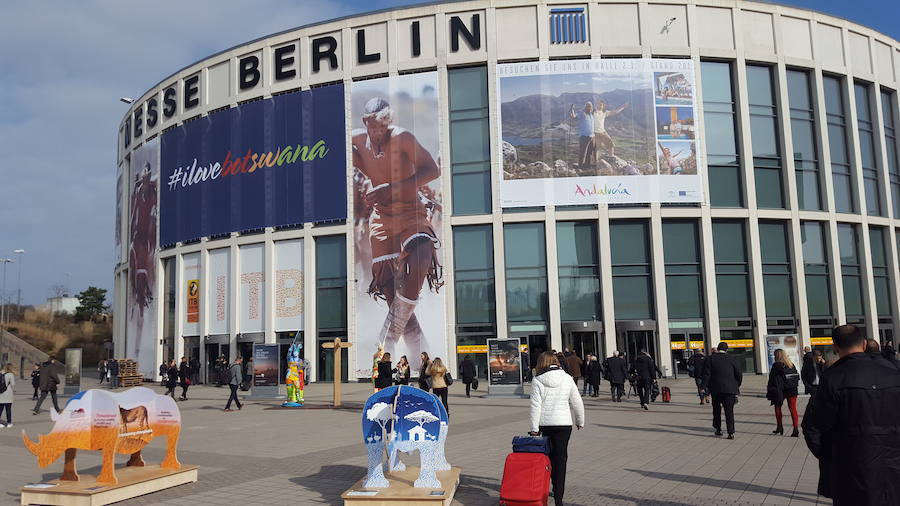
[183,253,200,335]
[250,343,280,399]
[64,348,82,395]
[351,73,447,378]
[765,334,801,370]
[115,164,124,264]
[497,58,702,205]
[239,243,265,333]
[127,137,159,378]
[488,339,522,386]
[274,239,303,332]
[207,248,230,335]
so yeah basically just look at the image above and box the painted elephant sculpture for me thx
[22,387,182,484]
[362,385,450,488]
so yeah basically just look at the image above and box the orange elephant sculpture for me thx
[22,387,182,484]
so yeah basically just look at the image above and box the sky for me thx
[0,0,897,308]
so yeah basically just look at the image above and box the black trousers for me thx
[225,384,242,410]
[711,393,737,434]
[32,386,39,399]
[165,385,176,398]
[806,384,818,397]
[464,382,471,396]
[433,387,448,414]
[180,384,189,399]
[540,425,572,506]
[636,381,651,406]
[610,382,624,400]
[0,403,11,424]
[34,390,60,413]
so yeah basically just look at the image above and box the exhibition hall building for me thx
[114,0,900,383]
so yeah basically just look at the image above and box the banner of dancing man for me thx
[351,72,447,378]
[497,58,703,206]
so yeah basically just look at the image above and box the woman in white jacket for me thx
[529,351,585,506]
[0,363,15,428]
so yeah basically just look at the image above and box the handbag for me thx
[445,372,454,386]
[472,377,479,390]
[512,435,550,454]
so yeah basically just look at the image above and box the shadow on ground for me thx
[624,469,821,502]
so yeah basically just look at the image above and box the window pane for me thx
[801,221,826,264]
[763,274,794,317]
[805,275,833,317]
[613,276,654,319]
[452,172,491,216]
[506,279,550,321]
[560,276,601,321]
[450,118,491,164]
[790,119,817,163]
[504,223,546,268]
[755,167,785,208]
[842,276,864,316]
[746,66,775,106]
[786,70,811,109]
[837,224,859,264]
[316,235,346,329]
[759,222,789,263]
[709,165,743,207]
[874,277,892,317]
[796,170,821,211]
[610,221,650,265]
[713,221,747,263]
[750,116,780,158]
[449,66,488,110]
[704,112,738,155]
[823,77,843,113]
[556,222,598,267]
[450,66,490,216]
[662,220,699,264]
[833,174,854,213]
[700,62,734,103]
[666,275,703,319]
[504,223,548,322]
[716,274,751,318]
[454,225,493,270]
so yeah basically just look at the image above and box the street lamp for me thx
[14,249,24,319]
[0,258,12,326]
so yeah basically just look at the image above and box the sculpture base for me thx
[20,465,198,506]
[281,402,304,407]
[341,467,460,506]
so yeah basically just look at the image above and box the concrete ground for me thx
[0,375,825,505]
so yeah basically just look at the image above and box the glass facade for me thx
[747,65,785,209]
[824,76,857,214]
[316,235,347,329]
[882,91,900,217]
[787,70,822,211]
[701,61,743,207]
[450,66,492,215]
[453,225,496,324]
[870,227,893,317]
[837,224,865,319]
[801,221,833,317]
[713,221,751,318]
[854,83,884,216]
[610,220,654,320]
[759,221,794,318]
[556,221,601,321]
[504,223,549,322]
[662,220,703,319]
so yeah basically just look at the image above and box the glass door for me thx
[616,327,658,367]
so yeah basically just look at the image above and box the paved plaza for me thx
[1,376,825,505]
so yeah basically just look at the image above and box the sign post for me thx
[321,338,353,407]
[248,343,280,400]
[486,338,526,398]
[63,348,82,396]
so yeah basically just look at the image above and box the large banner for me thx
[127,138,159,378]
[183,253,200,335]
[351,73,447,378]
[159,84,346,245]
[488,339,522,386]
[274,239,303,332]
[497,58,702,206]
[239,243,265,333]
[207,247,230,335]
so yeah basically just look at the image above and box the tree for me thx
[404,410,438,427]
[75,286,109,322]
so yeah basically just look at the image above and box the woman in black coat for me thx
[766,349,800,436]
[394,355,411,385]
[459,355,477,398]
[164,360,179,398]
[585,355,602,397]
[178,357,192,401]
[374,352,394,390]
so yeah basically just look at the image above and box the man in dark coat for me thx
[630,350,662,410]
[801,349,825,397]
[585,355,602,397]
[33,358,62,415]
[459,355,477,397]
[564,350,583,390]
[687,349,708,404]
[107,357,120,389]
[606,351,628,402]
[702,342,741,439]
[802,324,900,505]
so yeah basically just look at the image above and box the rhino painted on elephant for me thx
[22,387,181,484]
[362,385,450,488]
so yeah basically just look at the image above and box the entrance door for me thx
[206,343,229,384]
[563,331,599,359]
[616,327,658,367]
[670,331,705,375]
[317,338,348,382]
[509,333,547,381]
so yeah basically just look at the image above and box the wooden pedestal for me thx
[342,467,461,506]
[20,465,198,506]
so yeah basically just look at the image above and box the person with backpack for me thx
[33,357,61,415]
[766,348,801,437]
[0,363,15,428]
[224,357,243,412]
[30,363,40,400]
[528,351,585,506]
[687,349,709,404]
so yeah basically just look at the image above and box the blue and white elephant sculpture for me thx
[362,385,450,488]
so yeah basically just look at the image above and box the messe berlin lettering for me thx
[166,141,330,191]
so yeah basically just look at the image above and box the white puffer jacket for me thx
[529,366,585,432]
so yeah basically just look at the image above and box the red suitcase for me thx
[499,452,551,506]
[661,386,672,403]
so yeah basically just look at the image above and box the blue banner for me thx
[159,84,346,245]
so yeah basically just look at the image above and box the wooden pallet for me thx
[116,359,138,377]
[118,375,143,387]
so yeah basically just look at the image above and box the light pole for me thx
[14,249,24,319]
[0,258,12,326]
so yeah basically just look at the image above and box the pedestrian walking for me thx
[801,349,825,397]
[564,350,583,392]
[394,355,411,385]
[528,351,585,506]
[605,351,627,402]
[178,356,192,400]
[374,352,394,391]
[224,357,243,412]
[164,360,178,398]
[766,349,800,437]
[687,349,709,404]
[158,362,167,385]
[802,324,900,504]
[418,352,432,391]
[459,355,476,397]
[702,342,742,439]
[30,363,40,400]
[585,355,602,397]
[107,358,119,389]
[33,357,62,415]
[0,363,15,428]
[427,357,450,414]
[630,350,662,410]
[98,359,107,384]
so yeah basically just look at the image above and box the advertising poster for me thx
[183,252,200,333]
[64,348,82,395]
[253,344,280,387]
[207,248,230,335]
[765,334,801,370]
[497,58,702,206]
[239,243,265,333]
[126,138,159,379]
[274,239,303,332]
[115,164,123,264]
[488,339,522,386]
[351,73,447,378]
[159,84,347,245]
